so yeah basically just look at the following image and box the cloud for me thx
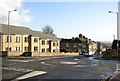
[0,0,31,25]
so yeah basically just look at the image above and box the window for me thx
[15,47,20,51]
[24,47,28,51]
[24,37,28,42]
[42,48,45,52]
[53,50,55,52]
[5,47,11,51]
[42,40,45,45]
[15,36,20,43]
[47,48,50,52]
[34,46,38,51]
[6,36,12,42]
[53,42,55,46]
[34,38,38,42]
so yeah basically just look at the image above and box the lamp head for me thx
[14,9,17,11]
[109,11,112,13]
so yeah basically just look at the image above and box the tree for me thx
[112,40,120,49]
[42,25,55,36]
[79,34,82,38]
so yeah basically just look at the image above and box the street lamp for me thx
[8,9,17,56]
[109,11,119,73]
[109,11,119,40]
[109,11,119,58]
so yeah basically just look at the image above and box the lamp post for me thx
[109,11,119,39]
[8,9,17,56]
[113,34,115,40]
[109,11,119,58]
[109,11,119,73]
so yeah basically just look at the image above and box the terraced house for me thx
[0,24,60,56]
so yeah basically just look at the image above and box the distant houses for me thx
[60,34,109,55]
[0,24,110,57]
[60,34,97,55]
[60,37,82,53]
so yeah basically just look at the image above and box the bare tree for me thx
[42,25,56,36]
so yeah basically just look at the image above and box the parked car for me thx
[84,53,93,57]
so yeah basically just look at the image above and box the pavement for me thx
[102,63,120,81]
[109,73,120,81]
[93,54,120,81]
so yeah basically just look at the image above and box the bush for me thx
[102,54,120,58]
[102,49,120,59]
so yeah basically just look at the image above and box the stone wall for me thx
[8,51,23,56]
[32,52,79,57]
[5,51,79,57]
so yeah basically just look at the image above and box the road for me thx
[2,55,119,81]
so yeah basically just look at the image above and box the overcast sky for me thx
[0,0,120,42]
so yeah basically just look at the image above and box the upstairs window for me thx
[42,40,45,45]
[24,37,28,42]
[34,38,38,42]
[53,42,55,46]
[6,36,12,42]
[15,36,20,43]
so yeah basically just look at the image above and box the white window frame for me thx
[6,35,12,42]
[42,40,45,45]
[15,47,20,51]
[24,47,28,51]
[15,36,20,43]
[34,37,38,42]
[24,37,28,42]
[42,48,45,52]
[34,46,38,51]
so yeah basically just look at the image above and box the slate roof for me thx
[0,24,59,41]
[32,31,59,41]
[0,24,32,35]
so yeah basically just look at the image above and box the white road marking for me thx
[72,65,85,67]
[72,63,98,68]
[41,62,45,64]
[2,67,33,72]
[60,62,78,65]
[8,60,34,62]
[14,71,47,80]
[37,58,50,61]
[90,64,97,66]
[116,64,120,71]
[73,58,79,61]
[41,62,55,66]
